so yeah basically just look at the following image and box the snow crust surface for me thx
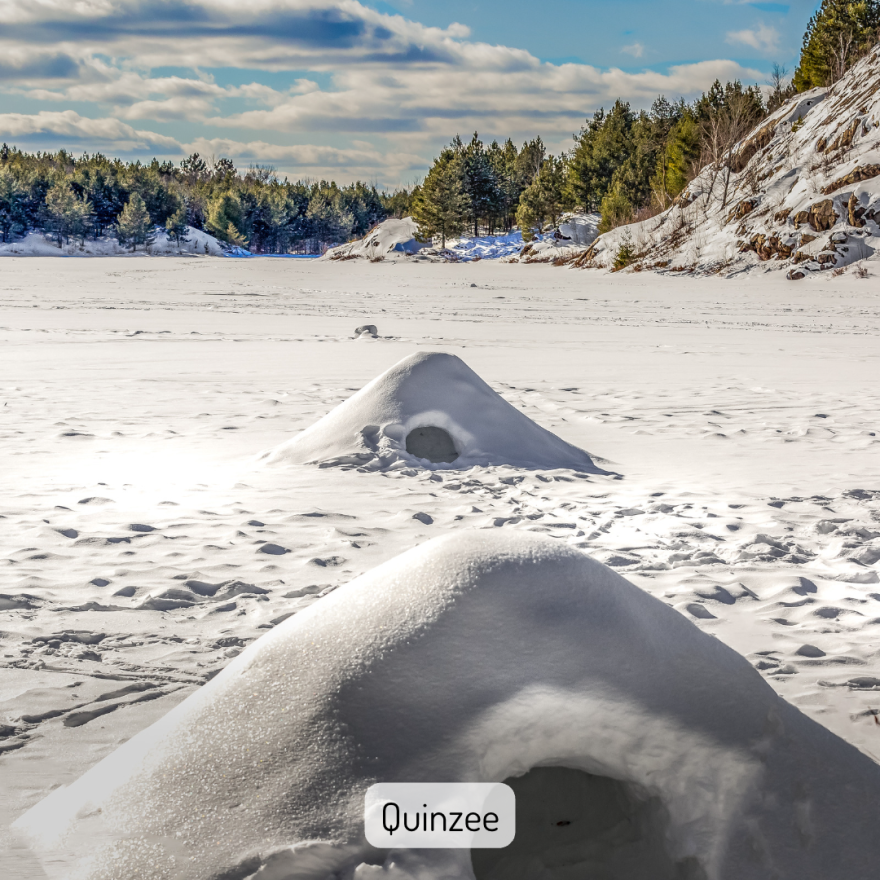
[1,258,879,878]
[15,530,880,880]
[264,351,602,471]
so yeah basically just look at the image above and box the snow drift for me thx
[577,45,880,277]
[14,531,880,880]
[263,351,602,472]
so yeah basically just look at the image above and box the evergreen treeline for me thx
[0,144,415,251]
[413,81,765,243]
[414,3,879,243]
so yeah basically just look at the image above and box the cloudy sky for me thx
[0,0,819,187]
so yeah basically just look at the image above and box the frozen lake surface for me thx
[1,257,879,875]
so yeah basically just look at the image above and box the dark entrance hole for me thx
[472,766,704,880]
[405,426,459,463]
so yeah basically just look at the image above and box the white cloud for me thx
[0,0,771,182]
[0,110,178,150]
[726,23,780,54]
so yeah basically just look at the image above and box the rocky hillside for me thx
[576,44,880,279]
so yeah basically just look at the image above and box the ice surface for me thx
[264,351,602,471]
[2,257,880,876]
[14,531,880,879]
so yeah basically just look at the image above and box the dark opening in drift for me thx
[405,426,459,463]
[471,766,704,880]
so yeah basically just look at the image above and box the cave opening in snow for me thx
[405,426,459,463]
[471,766,704,880]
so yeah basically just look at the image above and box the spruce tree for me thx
[116,193,154,251]
[412,149,468,248]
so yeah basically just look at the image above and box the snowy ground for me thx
[1,257,879,874]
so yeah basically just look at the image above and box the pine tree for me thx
[116,192,154,251]
[454,133,499,237]
[598,183,634,234]
[165,204,190,249]
[206,192,244,243]
[305,185,354,248]
[412,149,468,248]
[663,113,702,198]
[516,155,567,240]
[45,180,92,247]
[226,222,248,248]
[794,0,880,90]
[566,101,635,212]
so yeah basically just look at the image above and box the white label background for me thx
[364,782,516,849]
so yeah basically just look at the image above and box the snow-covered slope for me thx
[579,45,880,278]
[14,531,880,880]
[264,350,602,472]
[0,226,226,257]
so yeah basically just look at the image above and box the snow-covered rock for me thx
[577,46,880,277]
[322,217,430,261]
[0,226,226,257]
[14,531,880,880]
[262,351,602,472]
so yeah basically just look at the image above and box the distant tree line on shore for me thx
[0,145,415,252]
[0,0,875,253]
[413,0,880,244]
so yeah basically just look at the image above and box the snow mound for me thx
[262,351,602,472]
[578,46,880,278]
[323,217,430,261]
[14,531,880,880]
[0,226,226,257]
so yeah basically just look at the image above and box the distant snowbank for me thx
[0,226,226,257]
[323,214,600,263]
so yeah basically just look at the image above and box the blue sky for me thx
[0,0,819,187]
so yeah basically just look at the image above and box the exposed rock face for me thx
[848,193,866,227]
[739,233,795,260]
[731,120,776,173]
[793,199,838,232]
[823,163,880,196]
[728,199,757,224]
